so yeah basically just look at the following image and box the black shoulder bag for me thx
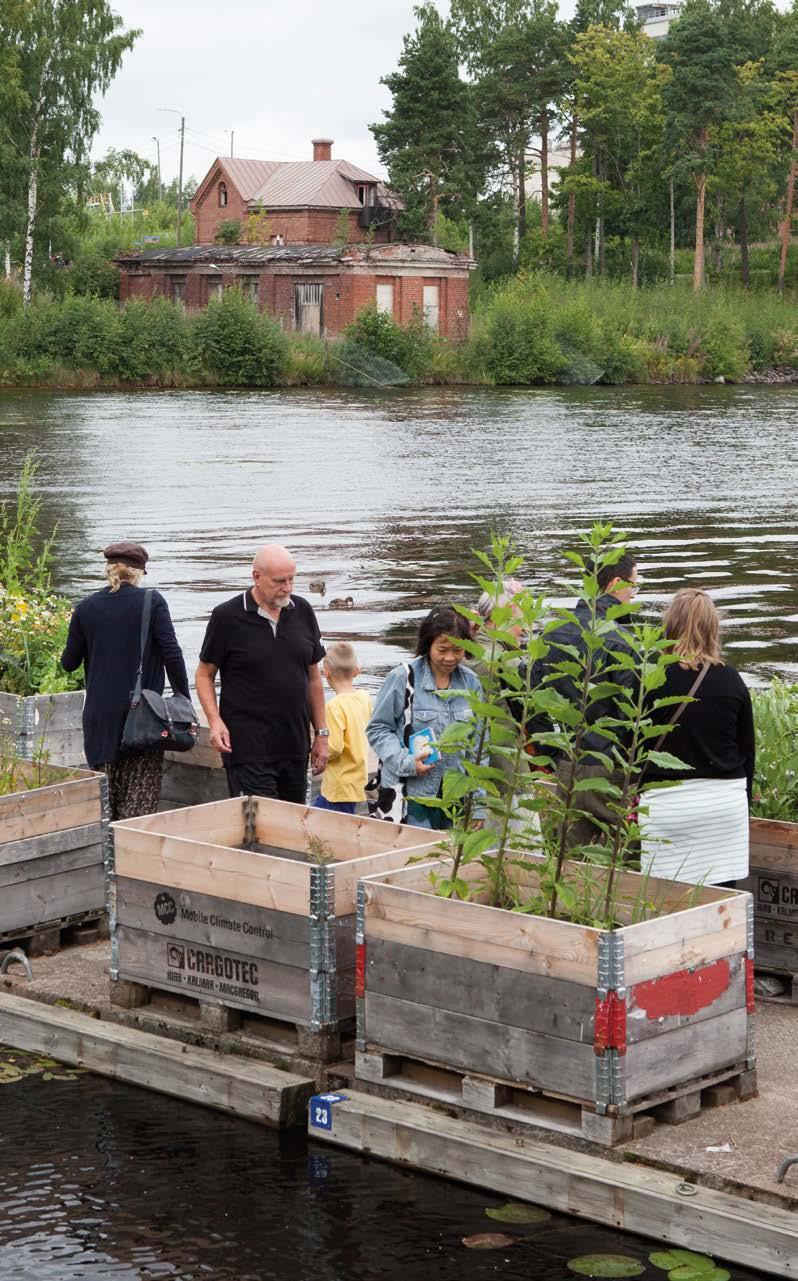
[120,589,199,754]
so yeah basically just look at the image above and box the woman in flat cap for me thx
[61,542,189,819]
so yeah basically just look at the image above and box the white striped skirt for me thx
[640,776,749,885]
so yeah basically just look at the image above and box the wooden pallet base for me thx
[0,911,107,958]
[355,1048,757,1147]
[753,965,798,1005]
[109,977,348,1063]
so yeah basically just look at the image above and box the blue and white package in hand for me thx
[408,726,440,764]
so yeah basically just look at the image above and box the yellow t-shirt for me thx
[321,689,373,803]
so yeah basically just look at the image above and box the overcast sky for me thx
[92,0,581,188]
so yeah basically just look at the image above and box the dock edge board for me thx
[0,991,315,1128]
[307,1088,798,1279]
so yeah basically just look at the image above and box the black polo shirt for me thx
[199,590,325,763]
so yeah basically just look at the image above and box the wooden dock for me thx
[308,1088,798,1278]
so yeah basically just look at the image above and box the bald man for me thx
[195,544,328,804]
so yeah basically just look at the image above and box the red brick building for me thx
[115,138,473,339]
[191,139,398,246]
[116,242,472,341]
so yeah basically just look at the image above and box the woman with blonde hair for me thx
[640,588,755,885]
[61,542,189,820]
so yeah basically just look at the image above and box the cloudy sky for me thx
[92,0,580,188]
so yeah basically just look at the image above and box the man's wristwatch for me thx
[315,728,330,738]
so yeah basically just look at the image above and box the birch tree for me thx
[0,0,138,305]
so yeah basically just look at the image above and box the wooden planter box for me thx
[0,690,86,767]
[109,797,436,1059]
[160,725,228,810]
[355,856,756,1145]
[740,817,798,994]
[0,762,108,947]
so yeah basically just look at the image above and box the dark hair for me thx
[596,550,637,593]
[415,604,471,657]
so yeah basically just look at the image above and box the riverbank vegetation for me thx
[1,276,795,389]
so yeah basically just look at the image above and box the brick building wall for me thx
[193,184,390,247]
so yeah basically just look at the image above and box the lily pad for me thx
[567,1255,646,1278]
[649,1251,712,1273]
[485,1202,550,1224]
[462,1232,518,1250]
[670,1269,729,1281]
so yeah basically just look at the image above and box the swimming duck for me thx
[329,596,355,609]
[308,579,326,595]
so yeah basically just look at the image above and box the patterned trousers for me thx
[102,748,164,821]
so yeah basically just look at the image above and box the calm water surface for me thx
[0,385,796,689]
[0,1072,772,1281]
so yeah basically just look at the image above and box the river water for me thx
[0,384,796,689]
[0,1070,773,1281]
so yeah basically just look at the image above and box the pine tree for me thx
[371,4,480,244]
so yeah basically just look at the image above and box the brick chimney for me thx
[312,138,333,162]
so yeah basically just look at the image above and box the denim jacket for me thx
[366,656,482,800]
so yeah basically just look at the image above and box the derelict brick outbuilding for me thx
[115,243,473,341]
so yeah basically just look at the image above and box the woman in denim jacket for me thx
[367,605,482,829]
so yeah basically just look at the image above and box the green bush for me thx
[479,286,565,385]
[190,287,288,385]
[116,298,190,382]
[214,219,242,245]
[70,247,120,299]
[345,305,434,380]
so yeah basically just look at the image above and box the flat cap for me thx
[103,541,149,572]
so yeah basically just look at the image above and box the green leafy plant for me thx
[214,218,242,245]
[751,679,798,821]
[424,523,693,929]
[567,1255,645,1278]
[484,1202,549,1224]
[649,1248,730,1281]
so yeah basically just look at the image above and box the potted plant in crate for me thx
[355,525,756,1145]
[0,454,85,766]
[742,680,798,995]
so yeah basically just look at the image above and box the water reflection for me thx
[0,1072,772,1281]
[0,386,795,690]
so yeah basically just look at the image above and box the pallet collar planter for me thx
[108,797,437,1059]
[0,689,86,768]
[0,762,109,947]
[740,818,798,998]
[159,725,228,811]
[354,856,757,1145]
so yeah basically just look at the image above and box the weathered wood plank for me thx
[0,991,314,1128]
[0,863,105,934]
[112,829,312,915]
[332,843,438,915]
[365,935,596,1043]
[0,821,102,870]
[253,796,438,863]
[622,1007,748,1102]
[0,771,102,844]
[114,796,245,842]
[0,839,102,889]
[309,1090,798,1277]
[626,952,747,1044]
[621,894,749,986]
[363,870,601,987]
[116,924,311,1023]
[115,876,311,968]
[363,990,597,1099]
[160,757,229,809]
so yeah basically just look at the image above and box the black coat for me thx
[530,594,638,758]
[61,583,189,768]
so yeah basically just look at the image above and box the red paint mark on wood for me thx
[745,955,755,1013]
[355,941,365,999]
[594,990,627,1054]
[633,958,731,1019]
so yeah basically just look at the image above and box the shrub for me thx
[481,289,565,385]
[70,247,120,299]
[116,298,190,382]
[215,219,242,245]
[345,306,434,380]
[190,287,288,385]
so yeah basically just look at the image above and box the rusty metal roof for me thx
[114,245,347,265]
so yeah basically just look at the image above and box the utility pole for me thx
[152,136,162,202]
[157,107,186,247]
[230,130,234,158]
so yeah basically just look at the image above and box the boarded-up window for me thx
[241,275,260,304]
[206,277,223,302]
[376,282,394,316]
[294,282,323,335]
[170,276,186,303]
[423,283,440,331]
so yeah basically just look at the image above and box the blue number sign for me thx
[309,1092,347,1131]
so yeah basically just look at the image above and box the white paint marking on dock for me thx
[309,1088,798,1278]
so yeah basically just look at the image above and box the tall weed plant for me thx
[751,680,798,822]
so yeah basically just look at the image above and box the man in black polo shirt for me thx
[195,544,328,803]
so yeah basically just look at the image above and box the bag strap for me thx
[649,659,711,757]
[131,589,154,709]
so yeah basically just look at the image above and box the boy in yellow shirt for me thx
[314,641,372,814]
